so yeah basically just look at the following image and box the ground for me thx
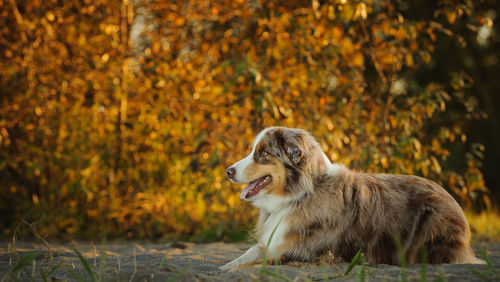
[1,241,499,281]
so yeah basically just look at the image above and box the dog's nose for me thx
[226,167,236,178]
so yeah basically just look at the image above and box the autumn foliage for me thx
[0,0,489,240]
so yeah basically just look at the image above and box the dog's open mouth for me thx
[240,175,272,200]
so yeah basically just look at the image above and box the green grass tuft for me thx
[73,248,98,282]
[8,251,40,278]
[480,247,500,279]
[357,254,367,282]
[394,236,407,282]
[344,250,363,277]
[419,248,428,282]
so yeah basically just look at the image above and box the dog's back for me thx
[282,169,483,265]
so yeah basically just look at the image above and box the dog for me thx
[220,127,483,271]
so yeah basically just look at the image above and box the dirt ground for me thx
[1,241,499,281]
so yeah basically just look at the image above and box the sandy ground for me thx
[1,241,499,281]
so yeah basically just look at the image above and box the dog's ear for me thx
[273,128,306,166]
[284,131,305,166]
[286,145,303,165]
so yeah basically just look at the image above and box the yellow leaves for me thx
[101,52,109,63]
[381,20,390,35]
[339,3,355,21]
[425,104,435,118]
[394,26,408,41]
[380,157,389,169]
[380,52,394,65]
[332,26,343,38]
[211,7,219,16]
[0,0,488,240]
[174,17,186,27]
[405,53,414,67]
[328,5,335,20]
[352,52,364,67]
[340,37,353,50]
[34,106,42,116]
[152,42,162,54]
[432,138,442,154]
[312,0,327,19]
[314,25,325,38]
[430,156,442,174]
[149,131,157,140]
[420,50,431,63]
[211,85,223,95]
[446,10,457,24]
[426,27,437,41]
[25,123,35,131]
[45,11,55,22]
[221,42,229,53]
[102,24,119,35]
[353,2,368,20]
[272,47,282,60]
[77,33,87,46]
[4,48,13,58]
[413,138,422,154]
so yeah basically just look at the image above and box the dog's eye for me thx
[261,151,268,157]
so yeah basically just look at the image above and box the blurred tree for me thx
[0,0,494,240]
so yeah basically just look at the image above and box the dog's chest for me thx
[260,208,291,250]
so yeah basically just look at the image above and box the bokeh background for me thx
[1,0,499,241]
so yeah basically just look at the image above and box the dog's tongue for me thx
[240,179,260,200]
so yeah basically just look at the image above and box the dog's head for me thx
[227,127,331,210]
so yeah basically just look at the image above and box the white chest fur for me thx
[260,207,291,258]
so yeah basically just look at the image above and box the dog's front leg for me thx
[219,245,261,271]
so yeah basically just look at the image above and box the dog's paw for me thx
[219,259,242,271]
[220,246,261,271]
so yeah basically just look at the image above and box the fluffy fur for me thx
[220,127,483,271]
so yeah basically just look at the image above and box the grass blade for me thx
[128,247,137,282]
[48,260,64,276]
[467,266,490,279]
[358,256,366,282]
[266,216,284,247]
[40,265,48,282]
[481,247,499,276]
[160,255,167,267]
[320,260,328,281]
[167,264,191,282]
[419,248,428,282]
[9,251,40,274]
[312,274,343,281]
[263,270,292,281]
[395,236,407,282]
[99,236,108,281]
[64,265,86,282]
[30,259,36,282]
[344,250,362,276]
[261,216,285,274]
[73,248,97,282]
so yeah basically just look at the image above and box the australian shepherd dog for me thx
[220,127,483,271]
